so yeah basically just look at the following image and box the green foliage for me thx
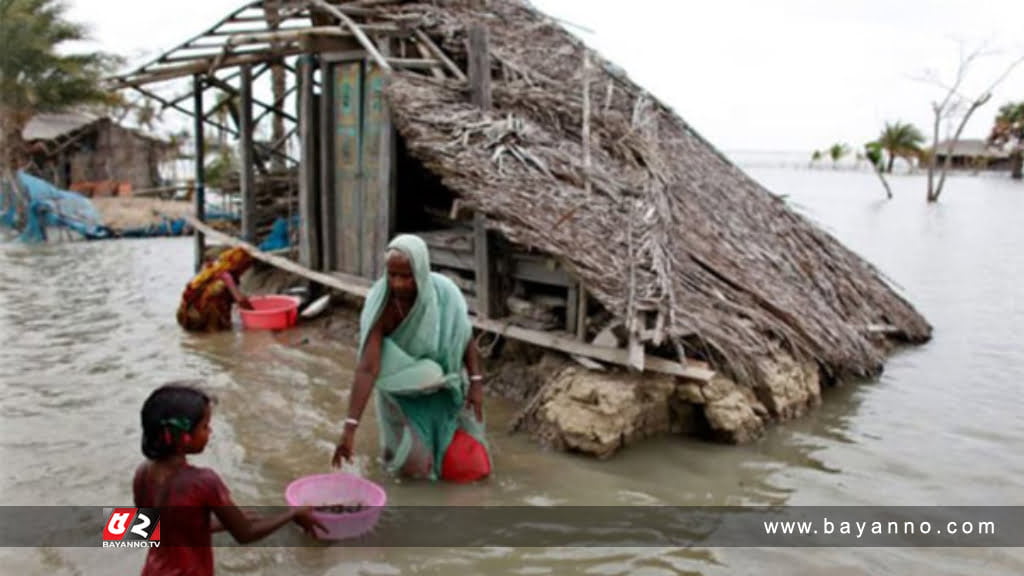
[204,146,237,190]
[0,0,123,169]
[877,121,925,172]
[0,0,122,113]
[864,141,885,170]
[989,101,1024,147]
[828,142,850,164]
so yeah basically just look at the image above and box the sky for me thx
[65,0,1024,152]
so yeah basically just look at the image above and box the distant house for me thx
[931,139,1011,171]
[22,112,176,196]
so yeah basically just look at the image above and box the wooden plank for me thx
[178,213,715,382]
[238,63,257,243]
[474,318,714,382]
[430,246,476,271]
[511,255,571,287]
[467,24,492,111]
[334,60,363,275]
[319,60,337,269]
[192,75,206,272]
[297,55,320,270]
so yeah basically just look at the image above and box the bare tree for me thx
[916,44,1024,202]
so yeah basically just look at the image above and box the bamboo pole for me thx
[414,39,447,79]
[192,75,207,272]
[115,48,308,87]
[309,0,392,71]
[413,29,467,82]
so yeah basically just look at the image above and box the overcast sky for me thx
[67,0,1024,152]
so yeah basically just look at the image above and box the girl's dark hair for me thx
[140,382,212,460]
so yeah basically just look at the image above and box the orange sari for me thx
[176,247,253,332]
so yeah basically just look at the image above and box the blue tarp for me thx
[2,172,112,242]
[1,172,241,243]
[258,215,299,251]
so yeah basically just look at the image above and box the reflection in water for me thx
[3,171,1024,574]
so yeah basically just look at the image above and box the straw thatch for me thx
[378,0,931,386]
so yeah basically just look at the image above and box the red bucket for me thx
[441,430,491,483]
[239,295,300,330]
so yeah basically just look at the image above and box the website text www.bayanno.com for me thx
[764,516,997,540]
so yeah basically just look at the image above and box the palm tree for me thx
[864,140,893,199]
[0,0,121,171]
[809,149,823,168]
[828,143,850,169]
[877,121,925,174]
[989,101,1024,180]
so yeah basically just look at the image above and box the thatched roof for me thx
[932,138,1009,159]
[107,0,932,389]
[22,112,170,147]
[22,112,100,141]
[381,0,931,385]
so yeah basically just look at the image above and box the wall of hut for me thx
[31,120,168,194]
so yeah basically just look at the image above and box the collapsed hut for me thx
[22,112,174,195]
[107,0,931,452]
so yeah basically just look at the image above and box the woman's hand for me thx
[466,380,484,421]
[331,428,355,468]
[291,506,326,538]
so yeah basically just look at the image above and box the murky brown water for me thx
[2,170,1024,574]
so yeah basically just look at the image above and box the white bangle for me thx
[344,417,359,428]
[470,375,483,382]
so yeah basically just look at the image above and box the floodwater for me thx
[2,167,1024,575]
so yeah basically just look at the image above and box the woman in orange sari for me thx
[176,247,255,332]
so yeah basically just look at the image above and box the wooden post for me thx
[467,24,491,110]
[467,22,502,317]
[576,282,588,340]
[297,55,320,270]
[375,38,397,278]
[238,63,257,243]
[576,52,592,341]
[473,212,493,318]
[565,281,578,334]
[319,61,337,270]
[192,74,206,272]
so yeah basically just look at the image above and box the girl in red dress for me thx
[133,383,324,575]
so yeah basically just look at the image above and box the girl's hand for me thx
[292,507,326,538]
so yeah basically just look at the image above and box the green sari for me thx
[358,234,489,479]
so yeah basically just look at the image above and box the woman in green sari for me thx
[331,234,491,482]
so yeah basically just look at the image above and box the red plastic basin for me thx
[239,295,300,330]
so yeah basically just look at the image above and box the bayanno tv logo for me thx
[102,508,161,549]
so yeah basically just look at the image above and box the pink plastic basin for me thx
[285,472,387,541]
[239,295,299,330]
